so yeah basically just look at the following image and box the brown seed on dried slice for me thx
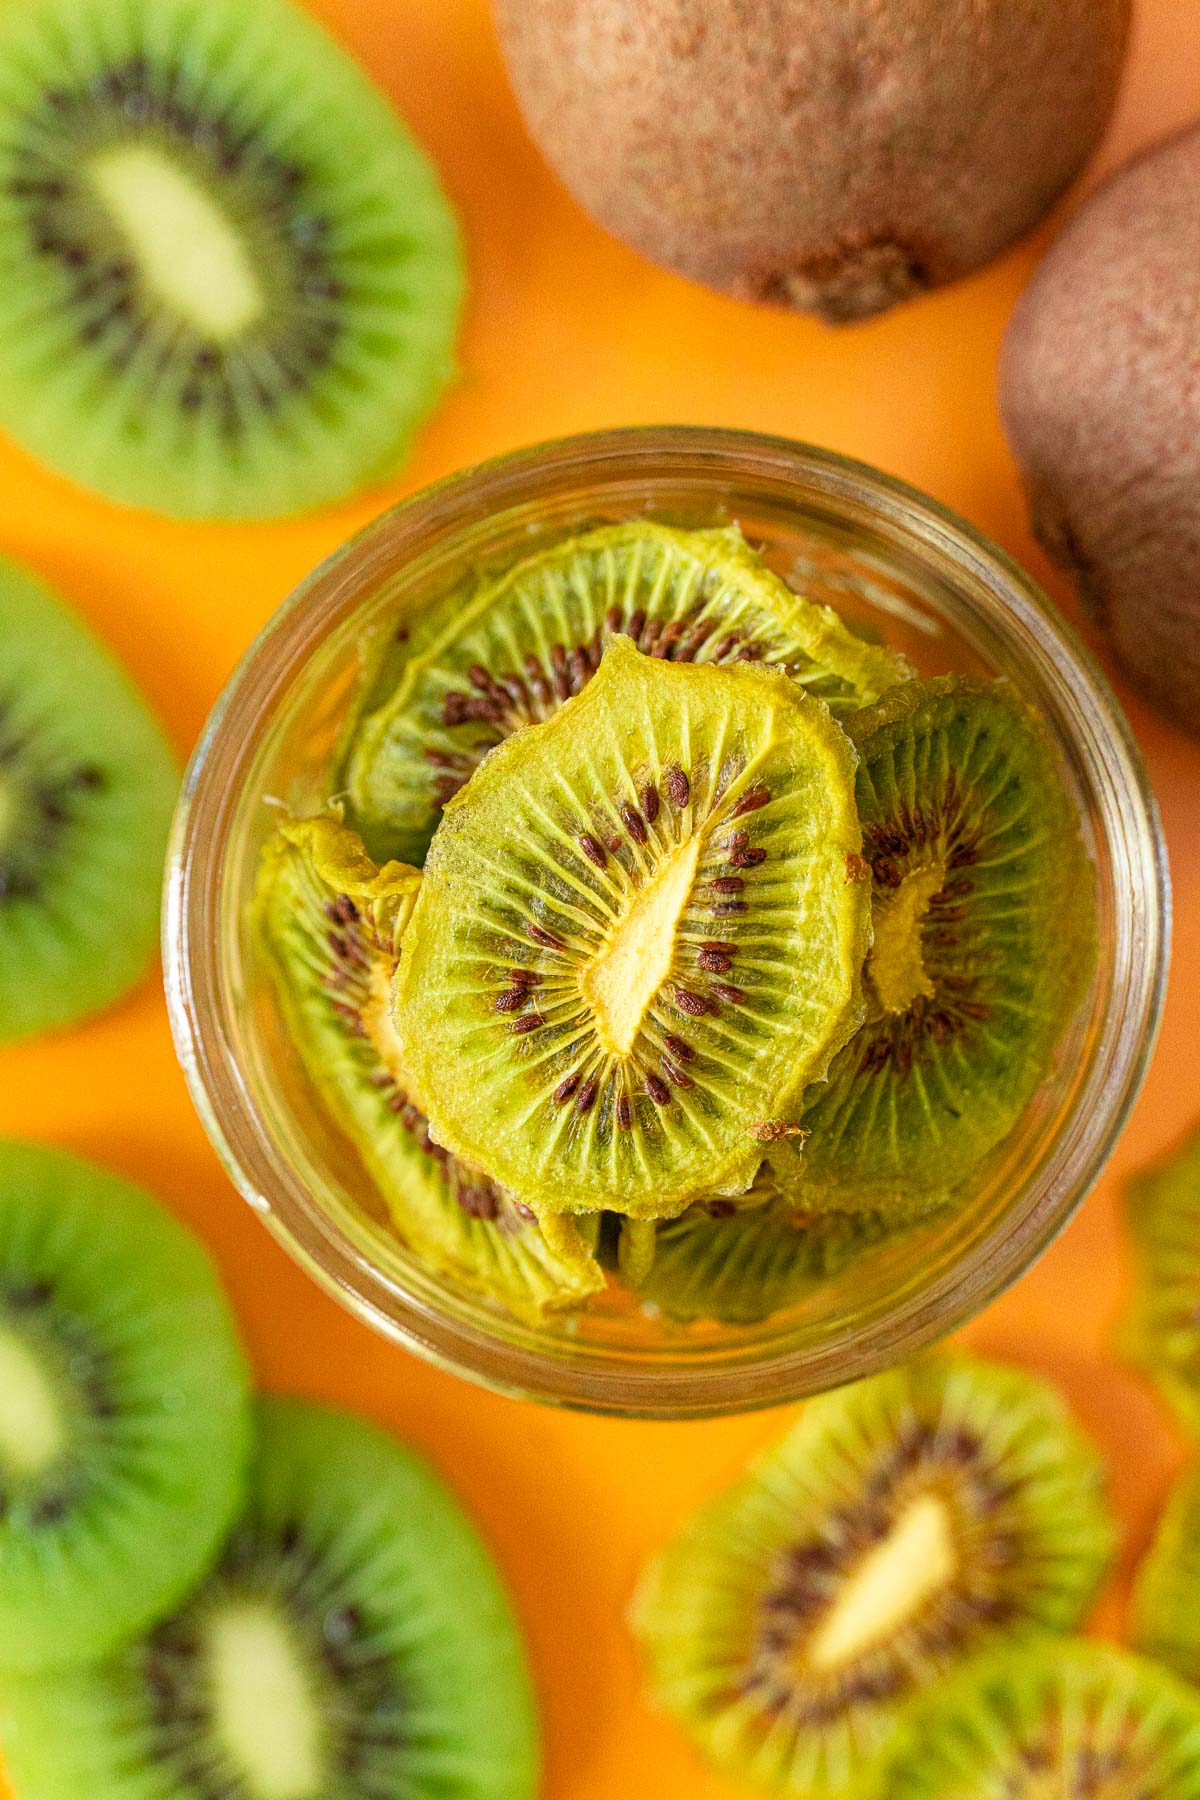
[392,636,870,1220]
[632,1354,1115,1798]
[344,521,907,864]
[253,816,603,1322]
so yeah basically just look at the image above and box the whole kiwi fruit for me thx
[1001,125,1200,736]
[492,0,1130,323]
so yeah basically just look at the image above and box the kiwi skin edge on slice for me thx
[632,1353,1114,1798]
[0,1140,251,1674]
[346,521,908,866]
[1123,1128,1200,1435]
[0,1398,541,1800]
[0,0,464,519]
[885,1640,1200,1800]
[0,558,178,1045]
[393,635,871,1222]
[254,816,604,1322]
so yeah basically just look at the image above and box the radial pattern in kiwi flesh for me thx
[0,1140,251,1673]
[887,1640,1200,1800]
[392,635,871,1220]
[0,1398,540,1800]
[1123,1129,1200,1434]
[0,0,463,519]
[255,817,604,1322]
[632,1353,1114,1797]
[628,1162,935,1325]
[346,522,907,866]
[779,676,1096,1215]
[0,559,178,1044]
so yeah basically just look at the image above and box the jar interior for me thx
[203,455,1130,1395]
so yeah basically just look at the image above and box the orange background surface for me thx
[1,3,1199,1793]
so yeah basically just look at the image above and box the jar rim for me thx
[164,426,1170,1419]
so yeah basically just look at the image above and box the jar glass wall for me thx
[164,428,1169,1419]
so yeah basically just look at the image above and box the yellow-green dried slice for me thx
[888,1641,1200,1800]
[778,676,1096,1215]
[254,817,603,1322]
[629,1163,935,1324]
[393,636,871,1220]
[345,522,908,864]
[632,1354,1115,1798]
[1123,1130,1200,1433]
[1130,1466,1200,1683]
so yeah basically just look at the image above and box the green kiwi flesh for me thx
[345,522,907,865]
[0,1140,250,1672]
[0,0,463,519]
[1130,1467,1200,1684]
[393,635,871,1220]
[630,1163,936,1324]
[631,1353,1114,1797]
[254,817,604,1321]
[0,1397,540,1800]
[1123,1130,1200,1434]
[0,559,178,1044]
[886,1640,1200,1800]
[778,676,1096,1214]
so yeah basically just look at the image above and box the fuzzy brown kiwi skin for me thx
[1001,123,1200,738]
[493,0,1129,323]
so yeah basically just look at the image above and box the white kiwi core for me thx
[867,861,946,1015]
[90,145,265,338]
[209,1601,325,1800]
[580,835,703,1056]
[805,1492,958,1672]
[0,1328,66,1477]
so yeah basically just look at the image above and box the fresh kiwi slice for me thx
[887,1640,1200,1800]
[0,1140,250,1673]
[393,635,871,1220]
[255,816,604,1321]
[1123,1130,1200,1434]
[0,559,178,1044]
[345,522,908,865]
[0,1397,540,1800]
[776,675,1096,1215]
[629,1163,936,1325]
[631,1353,1114,1797]
[0,0,463,520]
[1130,1466,1200,1683]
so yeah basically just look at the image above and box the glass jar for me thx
[164,427,1169,1419]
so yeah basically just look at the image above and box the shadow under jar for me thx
[164,428,1168,1419]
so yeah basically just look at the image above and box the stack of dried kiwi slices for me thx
[0,1140,539,1800]
[0,0,463,518]
[256,519,1097,1328]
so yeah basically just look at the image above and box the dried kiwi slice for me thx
[629,1163,934,1325]
[631,1354,1114,1798]
[346,522,907,864]
[393,636,871,1220]
[0,559,177,1044]
[887,1641,1200,1800]
[1123,1130,1200,1433]
[1130,1466,1200,1684]
[0,0,463,519]
[778,676,1096,1215]
[0,1398,540,1800]
[255,817,603,1322]
[0,1141,250,1672]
